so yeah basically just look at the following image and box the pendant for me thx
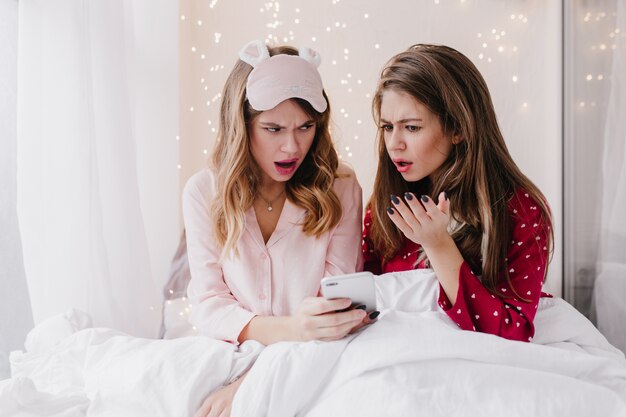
[267,205,273,212]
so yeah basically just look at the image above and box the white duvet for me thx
[2,270,625,417]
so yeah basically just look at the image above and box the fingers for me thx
[415,194,439,218]
[437,191,450,215]
[388,192,449,223]
[349,310,381,334]
[405,193,433,223]
[217,406,231,417]
[300,296,352,316]
[295,297,368,341]
[306,309,366,341]
[390,193,424,226]
[195,380,239,417]
[194,398,211,417]
[315,308,366,329]
[316,319,360,341]
[387,197,418,238]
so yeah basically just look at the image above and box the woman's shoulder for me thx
[183,168,217,202]
[334,161,359,185]
[333,161,362,195]
[507,187,549,223]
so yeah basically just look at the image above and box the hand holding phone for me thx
[320,272,377,312]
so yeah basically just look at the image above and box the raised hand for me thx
[387,191,450,250]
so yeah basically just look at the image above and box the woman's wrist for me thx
[283,315,302,342]
[421,233,456,255]
[238,315,300,345]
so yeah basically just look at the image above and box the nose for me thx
[280,130,298,154]
[387,127,405,151]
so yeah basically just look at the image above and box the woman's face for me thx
[249,99,317,185]
[380,89,453,182]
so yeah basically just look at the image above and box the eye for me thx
[298,123,314,131]
[381,124,393,132]
[406,125,421,132]
[265,127,281,133]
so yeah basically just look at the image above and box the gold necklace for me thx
[257,190,285,212]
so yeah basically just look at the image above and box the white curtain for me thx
[593,1,626,353]
[17,0,179,338]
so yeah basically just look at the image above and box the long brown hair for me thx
[211,45,341,260]
[368,44,553,297]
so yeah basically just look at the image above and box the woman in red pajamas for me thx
[363,44,554,342]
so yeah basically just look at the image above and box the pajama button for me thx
[259,294,266,300]
[260,253,267,260]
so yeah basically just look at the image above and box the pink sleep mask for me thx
[239,40,328,113]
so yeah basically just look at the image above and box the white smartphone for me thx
[320,271,377,312]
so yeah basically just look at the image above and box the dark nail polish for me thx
[387,207,395,215]
[355,304,367,310]
[444,191,449,200]
[369,311,380,320]
[420,195,429,203]
[404,192,413,201]
[390,194,400,204]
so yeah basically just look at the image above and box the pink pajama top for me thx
[183,163,363,343]
[362,189,551,342]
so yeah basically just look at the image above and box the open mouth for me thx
[275,160,297,169]
[393,159,413,173]
[274,159,299,175]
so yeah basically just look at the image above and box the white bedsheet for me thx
[231,270,626,417]
[0,310,262,417]
[2,270,625,417]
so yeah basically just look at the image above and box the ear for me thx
[298,46,322,68]
[451,133,464,144]
[238,40,270,68]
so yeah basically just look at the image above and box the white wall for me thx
[0,0,33,379]
[180,0,563,296]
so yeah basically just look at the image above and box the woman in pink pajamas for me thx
[185,40,370,417]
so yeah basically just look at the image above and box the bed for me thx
[1,269,625,417]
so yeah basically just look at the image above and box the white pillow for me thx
[162,297,197,339]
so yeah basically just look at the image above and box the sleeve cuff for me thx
[190,304,257,345]
[437,261,474,312]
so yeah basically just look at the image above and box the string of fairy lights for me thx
[163,1,623,330]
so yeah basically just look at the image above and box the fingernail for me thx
[355,305,367,310]
[369,311,380,320]
[420,195,429,203]
[387,207,395,215]
[444,191,449,200]
[390,194,400,205]
[404,192,413,201]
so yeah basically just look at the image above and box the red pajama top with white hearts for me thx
[362,189,552,342]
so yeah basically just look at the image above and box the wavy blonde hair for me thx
[210,45,342,260]
[368,44,554,298]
